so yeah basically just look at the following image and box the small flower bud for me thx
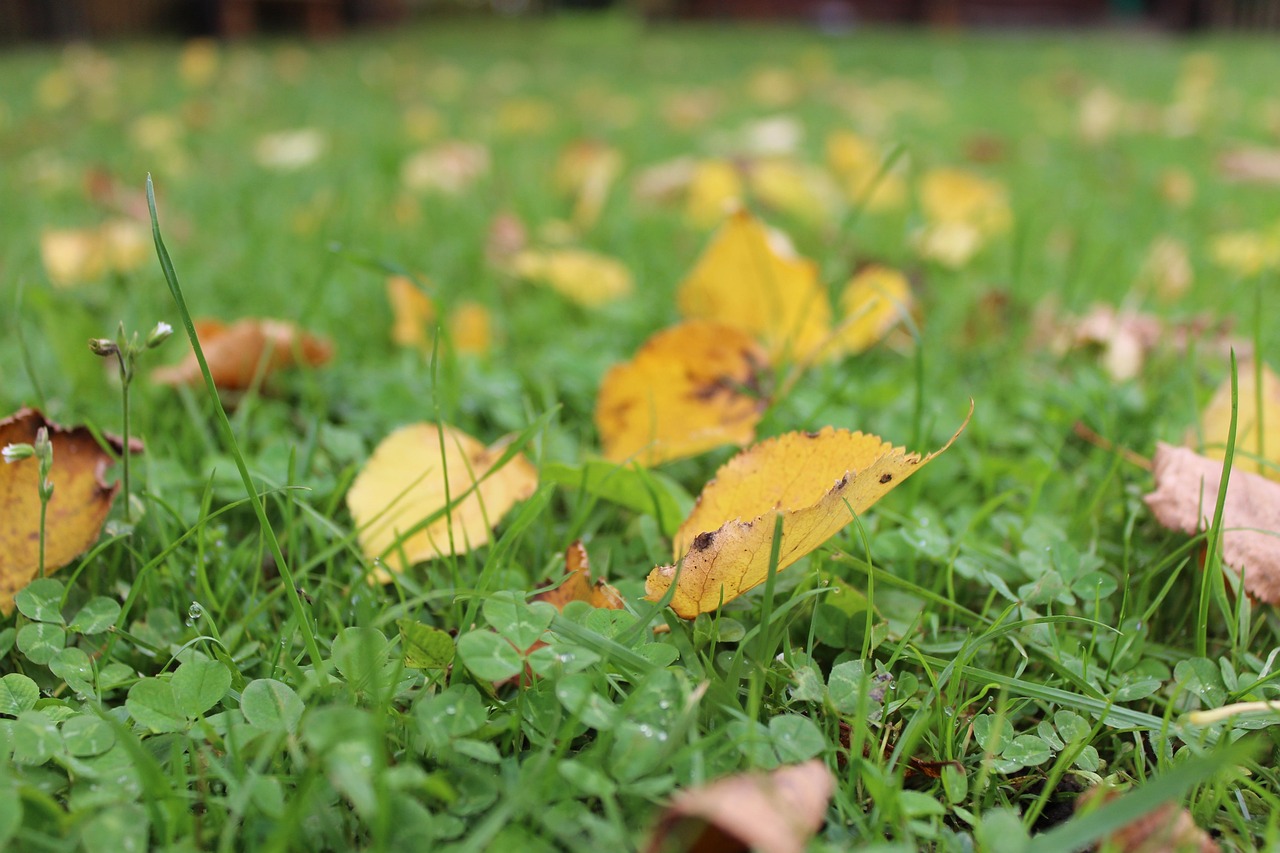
[146,321,174,349]
[89,338,120,357]
[34,427,53,464]
[2,443,35,464]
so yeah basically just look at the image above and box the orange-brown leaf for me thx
[152,317,333,390]
[0,408,141,614]
[533,541,624,611]
[595,320,770,467]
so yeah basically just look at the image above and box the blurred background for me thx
[3,0,1279,43]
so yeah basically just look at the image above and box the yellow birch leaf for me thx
[919,168,1012,237]
[0,408,141,614]
[828,265,914,356]
[596,320,770,467]
[346,423,538,580]
[40,227,107,287]
[646,410,970,618]
[747,158,840,226]
[677,209,832,362]
[513,248,633,307]
[1191,362,1280,481]
[685,159,744,228]
[387,275,436,349]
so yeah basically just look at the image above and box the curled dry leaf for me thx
[678,209,830,362]
[532,541,625,611]
[595,320,770,467]
[152,318,334,390]
[646,410,970,618]
[645,760,835,853]
[346,423,537,579]
[0,408,141,614]
[1078,787,1220,853]
[1191,362,1280,482]
[512,248,633,308]
[1144,443,1280,605]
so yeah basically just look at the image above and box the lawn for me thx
[1,12,1279,851]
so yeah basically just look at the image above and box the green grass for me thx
[2,13,1280,851]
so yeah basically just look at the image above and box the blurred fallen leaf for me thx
[152,318,333,390]
[533,541,624,611]
[0,408,141,614]
[1192,362,1280,482]
[485,210,528,268]
[386,275,436,349]
[827,264,914,357]
[253,128,325,171]
[595,320,770,467]
[554,140,623,230]
[747,158,840,226]
[1218,146,1280,186]
[401,141,490,195]
[917,167,1012,268]
[1138,236,1193,302]
[1077,786,1220,853]
[513,248,633,308]
[824,130,906,213]
[448,301,493,356]
[40,218,149,287]
[633,156,700,207]
[1144,443,1280,605]
[1159,168,1196,209]
[494,96,555,136]
[346,423,538,579]
[645,760,834,853]
[678,209,831,362]
[685,159,745,229]
[647,412,969,618]
[178,38,220,87]
[1209,226,1280,278]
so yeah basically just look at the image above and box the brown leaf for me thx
[1144,443,1280,604]
[151,318,333,390]
[0,408,141,614]
[645,760,835,853]
[532,541,625,611]
[1078,787,1220,853]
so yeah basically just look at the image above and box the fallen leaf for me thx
[152,318,334,390]
[595,321,770,467]
[1209,227,1280,278]
[646,412,969,618]
[40,227,106,287]
[532,541,624,611]
[178,38,220,87]
[485,211,528,267]
[1144,443,1280,605]
[677,209,831,362]
[1159,168,1196,209]
[644,760,834,853]
[918,168,1012,237]
[1191,362,1280,482]
[346,423,538,579]
[494,96,555,136]
[448,301,493,356]
[253,128,325,171]
[1077,786,1220,853]
[633,156,700,206]
[387,275,436,349]
[401,141,490,195]
[1218,146,1280,186]
[685,159,745,228]
[0,408,140,614]
[554,140,623,230]
[828,264,914,356]
[512,248,633,307]
[747,158,840,226]
[1138,236,1193,302]
[824,130,906,212]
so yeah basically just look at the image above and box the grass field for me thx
[2,13,1279,851]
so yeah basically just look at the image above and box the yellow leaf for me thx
[828,265,913,356]
[401,141,490,195]
[685,160,743,229]
[346,423,538,579]
[825,130,906,212]
[513,248,633,307]
[595,320,770,466]
[677,209,831,362]
[1192,362,1280,482]
[646,411,969,618]
[1209,227,1280,277]
[386,275,436,349]
[554,140,623,230]
[40,227,107,288]
[919,168,1012,236]
[747,158,840,226]
[152,318,333,390]
[0,408,140,615]
[449,301,493,356]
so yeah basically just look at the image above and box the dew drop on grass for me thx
[188,602,204,621]
[445,707,457,716]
